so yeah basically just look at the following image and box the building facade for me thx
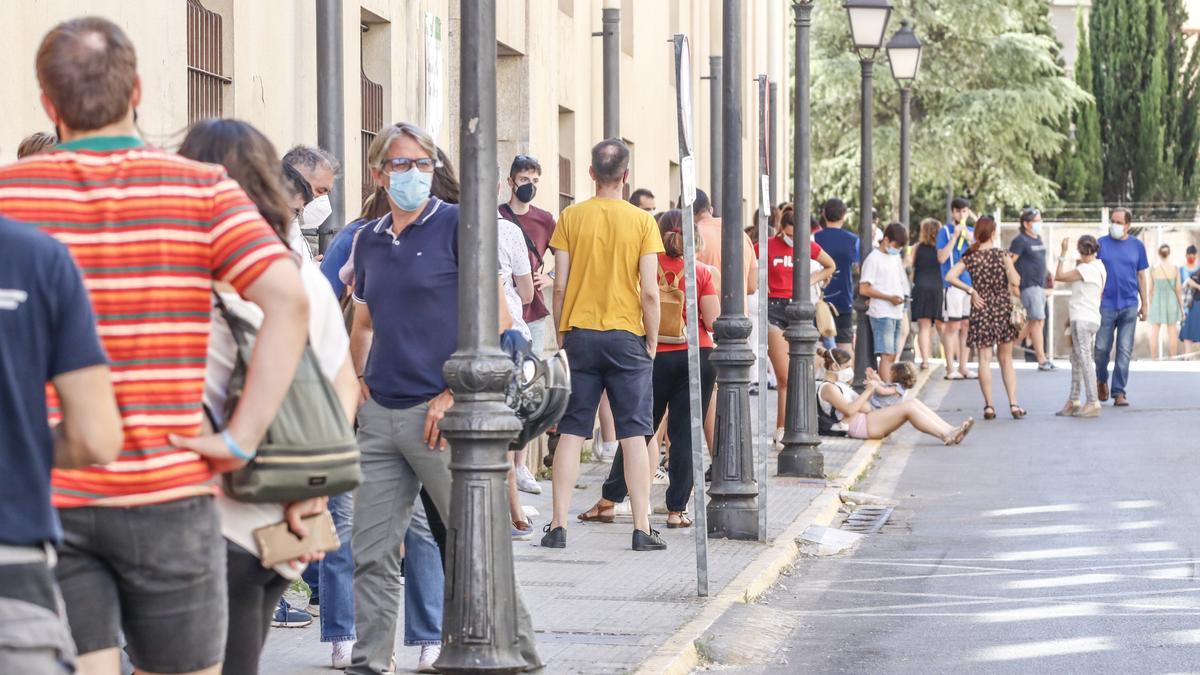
[0,0,790,226]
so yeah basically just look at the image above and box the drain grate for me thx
[840,505,894,534]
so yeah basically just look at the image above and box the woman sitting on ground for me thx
[817,347,973,445]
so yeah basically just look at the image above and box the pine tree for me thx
[1132,0,1169,202]
[1072,11,1103,204]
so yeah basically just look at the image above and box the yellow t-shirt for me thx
[549,197,665,335]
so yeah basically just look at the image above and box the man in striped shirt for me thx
[0,17,309,675]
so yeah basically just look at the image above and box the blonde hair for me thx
[918,218,940,246]
[367,122,437,170]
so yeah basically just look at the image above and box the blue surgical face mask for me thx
[388,168,432,212]
[1031,220,1042,236]
[887,245,902,256]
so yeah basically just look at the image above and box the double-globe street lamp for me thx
[844,0,893,388]
[778,0,823,478]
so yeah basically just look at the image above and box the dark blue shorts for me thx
[558,329,654,440]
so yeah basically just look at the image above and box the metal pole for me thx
[852,57,876,389]
[778,0,823,478]
[899,87,911,230]
[708,0,760,541]
[755,74,770,544]
[709,56,724,216]
[602,7,620,139]
[769,81,779,208]
[436,0,524,671]
[315,0,345,253]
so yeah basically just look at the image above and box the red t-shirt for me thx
[767,236,823,299]
[657,254,717,352]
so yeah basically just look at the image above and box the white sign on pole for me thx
[425,12,444,143]
[681,155,697,207]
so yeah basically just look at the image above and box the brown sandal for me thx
[577,501,615,523]
[666,512,693,529]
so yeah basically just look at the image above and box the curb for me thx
[633,366,937,675]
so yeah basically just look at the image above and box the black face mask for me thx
[514,182,536,203]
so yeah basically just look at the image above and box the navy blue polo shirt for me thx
[353,199,459,409]
[0,217,108,546]
[813,227,861,312]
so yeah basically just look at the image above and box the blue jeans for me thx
[1095,305,1138,396]
[402,500,443,646]
[302,491,356,642]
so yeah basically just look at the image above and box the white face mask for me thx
[836,367,853,384]
[1109,222,1125,239]
[300,194,332,230]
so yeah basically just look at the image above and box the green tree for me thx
[1070,10,1103,204]
[809,0,1086,223]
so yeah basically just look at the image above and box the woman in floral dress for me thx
[945,216,1025,420]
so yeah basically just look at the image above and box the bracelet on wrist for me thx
[222,430,256,461]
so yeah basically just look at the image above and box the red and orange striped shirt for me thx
[0,135,289,507]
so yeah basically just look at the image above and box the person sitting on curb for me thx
[817,348,973,445]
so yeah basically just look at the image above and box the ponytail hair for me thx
[965,215,996,257]
[657,209,703,258]
[816,346,852,370]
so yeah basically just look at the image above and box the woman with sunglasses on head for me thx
[946,216,1025,420]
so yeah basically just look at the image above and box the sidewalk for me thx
[260,372,935,674]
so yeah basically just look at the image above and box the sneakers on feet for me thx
[271,599,313,628]
[652,467,669,485]
[632,528,668,551]
[511,521,533,541]
[1075,402,1102,417]
[1038,361,1057,371]
[594,441,618,462]
[516,464,542,494]
[417,644,442,673]
[613,498,651,518]
[331,640,353,669]
[540,524,566,548]
[306,600,320,617]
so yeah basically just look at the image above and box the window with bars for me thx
[361,70,384,202]
[186,0,230,125]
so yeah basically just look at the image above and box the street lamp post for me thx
[778,0,823,478]
[435,0,525,671]
[844,0,893,389]
[707,56,724,216]
[887,19,922,231]
[708,0,760,541]
[314,0,345,254]
[601,6,620,138]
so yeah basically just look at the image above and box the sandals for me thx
[1010,405,1027,419]
[666,512,693,529]
[983,406,996,420]
[944,417,975,446]
[577,501,615,523]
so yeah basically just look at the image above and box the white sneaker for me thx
[331,640,353,669]
[417,644,442,673]
[516,464,542,494]
[652,467,669,485]
[594,441,618,462]
[612,498,651,518]
[522,504,540,519]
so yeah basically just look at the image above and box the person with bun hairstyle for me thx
[1053,235,1107,417]
[816,348,972,444]
[945,216,1024,420]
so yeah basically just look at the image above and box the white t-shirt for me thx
[498,217,532,339]
[860,249,910,319]
[1068,258,1107,325]
[205,257,349,579]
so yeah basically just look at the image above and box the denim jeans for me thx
[402,499,443,646]
[301,491,356,643]
[1095,305,1138,396]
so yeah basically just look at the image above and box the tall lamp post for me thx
[844,0,893,388]
[887,19,922,231]
[708,0,760,541]
[436,0,525,671]
[778,0,823,478]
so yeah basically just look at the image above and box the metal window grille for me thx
[558,155,574,212]
[186,0,230,125]
[361,71,384,202]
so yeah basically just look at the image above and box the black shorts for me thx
[56,496,227,672]
[833,310,855,344]
[767,298,790,330]
[558,329,654,440]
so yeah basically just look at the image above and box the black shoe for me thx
[704,466,712,483]
[540,524,566,548]
[633,528,667,551]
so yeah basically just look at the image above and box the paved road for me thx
[699,364,1200,674]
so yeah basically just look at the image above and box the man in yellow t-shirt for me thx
[543,138,666,552]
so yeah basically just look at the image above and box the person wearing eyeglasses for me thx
[346,123,541,674]
[1009,207,1054,370]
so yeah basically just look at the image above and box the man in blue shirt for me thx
[936,198,976,380]
[0,216,122,672]
[1095,207,1149,406]
[814,198,860,350]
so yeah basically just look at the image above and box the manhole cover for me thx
[840,505,894,534]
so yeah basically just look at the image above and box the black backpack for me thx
[816,382,848,437]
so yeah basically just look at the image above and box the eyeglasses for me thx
[381,157,443,173]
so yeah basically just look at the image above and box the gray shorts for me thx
[0,553,75,675]
[56,495,227,673]
[1021,286,1047,321]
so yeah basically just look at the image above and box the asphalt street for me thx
[698,363,1200,674]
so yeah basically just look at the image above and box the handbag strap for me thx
[499,204,544,270]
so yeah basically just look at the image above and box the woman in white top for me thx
[816,347,973,444]
[1053,235,1107,417]
[178,119,359,674]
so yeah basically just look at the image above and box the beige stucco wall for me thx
[0,0,787,226]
